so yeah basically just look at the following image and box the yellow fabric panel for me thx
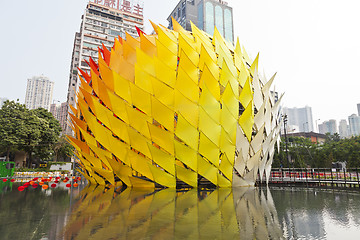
[179,50,199,85]
[212,27,228,53]
[220,130,236,165]
[99,59,114,91]
[174,90,199,127]
[130,82,152,116]
[93,167,115,186]
[148,143,175,176]
[92,170,106,185]
[239,77,253,108]
[69,113,87,132]
[237,59,249,88]
[217,173,231,188]
[128,150,154,180]
[90,69,100,95]
[149,20,159,34]
[175,165,197,187]
[216,46,234,75]
[242,46,252,66]
[219,153,233,182]
[238,101,254,142]
[157,26,178,55]
[220,105,237,144]
[79,75,93,94]
[199,65,220,101]
[171,16,186,33]
[148,163,176,188]
[199,45,219,78]
[148,123,174,155]
[79,87,96,115]
[199,108,221,147]
[199,84,220,124]
[136,48,156,77]
[152,77,174,109]
[174,140,197,172]
[78,128,97,147]
[106,112,130,144]
[68,104,78,117]
[95,76,113,111]
[125,32,140,49]
[90,97,111,129]
[135,64,154,94]
[175,113,199,151]
[122,39,137,66]
[198,133,219,167]
[156,38,177,71]
[87,143,113,169]
[81,152,102,171]
[108,140,130,166]
[176,67,200,103]
[197,155,218,185]
[126,104,151,139]
[67,136,89,155]
[154,56,176,88]
[140,32,157,57]
[220,61,238,96]
[129,176,155,188]
[113,70,132,105]
[178,33,199,66]
[116,163,133,187]
[221,83,239,119]
[109,48,135,83]
[190,22,213,52]
[151,97,174,132]
[113,37,122,53]
[105,88,129,124]
[250,53,259,76]
[127,126,152,159]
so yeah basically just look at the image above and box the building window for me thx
[198,2,204,30]
[224,9,233,42]
[205,2,214,36]
[215,6,224,36]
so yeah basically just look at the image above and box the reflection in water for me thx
[61,186,283,240]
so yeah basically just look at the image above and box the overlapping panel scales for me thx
[68,18,283,188]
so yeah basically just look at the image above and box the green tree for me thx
[53,135,74,162]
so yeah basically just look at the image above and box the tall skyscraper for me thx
[357,103,360,116]
[348,114,360,136]
[50,102,68,132]
[167,0,234,43]
[318,119,337,135]
[282,106,314,133]
[66,0,144,134]
[338,119,349,138]
[25,75,54,111]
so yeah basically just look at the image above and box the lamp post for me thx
[283,114,290,170]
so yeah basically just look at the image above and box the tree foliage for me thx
[273,134,360,168]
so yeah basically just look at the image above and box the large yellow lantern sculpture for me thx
[67,19,282,188]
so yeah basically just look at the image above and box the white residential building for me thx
[25,75,54,110]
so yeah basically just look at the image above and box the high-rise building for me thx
[167,0,234,43]
[50,102,68,132]
[318,119,337,135]
[25,75,54,111]
[282,106,314,133]
[66,0,144,134]
[0,98,7,108]
[357,103,360,116]
[348,114,360,136]
[338,119,349,138]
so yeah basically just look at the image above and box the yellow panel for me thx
[171,16,186,33]
[90,69,100,95]
[175,165,197,187]
[81,152,102,170]
[212,27,228,53]
[93,167,115,186]
[130,82,152,116]
[219,153,233,182]
[97,79,113,111]
[199,46,219,80]
[198,133,219,167]
[152,77,174,109]
[179,50,199,85]
[237,59,249,88]
[148,143,175,175]
[217,173,231,188]
[109,49,134,83]
[128,150,154,180]
[238,101,254,142]
[190,22,213,51]
[199,108,221,147]
[148,123,174,155]
[250,53,259,76]
[136,48,156,77]
[154,56,176,88]
[79,75,93,94]
[174,90,199,128]
[220,105,237,144]
[108,140,130,166]
[174,140,197,172]
[129,176,155,188]
[125,32,140,49]
[220,130,236,165]
[151,97,174,131]
[99,60,114,91]
[148,163,176,188]
[126,105,151,139]
[199,84,220,124]
[156,38,177,71]
[239,77,253,108]
[113,70,132,105]
[220,61,238,96]
[217,46,234,75]
[123,40,137,65]
[106,111,130,143]
[176,67,200,103]
[197,155,218,185]
[199,65,220,101]
[69,112,87,132]
[105,87,129,124]
[158,26,178,55]
[78,128,97,147]
[127,126,152,159]
[178,33,199,66]
[117,163,133,187]
[135,64,154,94]
[92,170,106,185]
[221,83,239,118]
[67,136,89,155]
[79,87,96,115]
[174,113,199,151]
[140,32,157,57]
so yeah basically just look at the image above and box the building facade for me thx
[318,119,337,135]
[167,0,234,43]
[348,114,360,136]
[50,102,68,132]
[66,0,144,134]
[338,119,349,138]
[357,103,360,116]
[25,75,54,111]
[282,106,314,133]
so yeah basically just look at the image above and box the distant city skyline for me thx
[2,0,360,123]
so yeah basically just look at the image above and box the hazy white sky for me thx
[1,0,360,125]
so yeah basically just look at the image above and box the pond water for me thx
[1,181,360,240]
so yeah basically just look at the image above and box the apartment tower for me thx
[25,75,54,111]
